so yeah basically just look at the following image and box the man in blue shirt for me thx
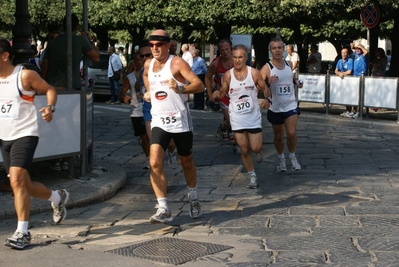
[346,43,368,118]
[353,43,368,76]
[191,49,208,110]
[335,47,354,117]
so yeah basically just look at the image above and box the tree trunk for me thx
[388,15,399,77]
[253,33,271,69]
[92,26,108,51]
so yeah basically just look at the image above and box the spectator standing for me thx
[143,29,204,223]
[191,49,208,110]
[371,48,387,77]
[39,30,60,69]
[285,44,300,73]
[386,49,391,76]
[306,44,322,73]
[181,43,193,67]
[0,39,69,250]
[213,44,269,189]
[346,43,368,119]
[334,47,354,117]
[169,39,179,56]
[106,46,123,104]
[41,14,99,91]
[260,38,303,172]
[118,47,127,68]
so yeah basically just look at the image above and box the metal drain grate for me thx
[106,237,233,265]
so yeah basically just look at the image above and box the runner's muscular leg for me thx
[179,154,197,188]
[9,167,51,221]
[284,114,298,153]
[272,124,285,154]
[149,144,167,198]
[248,132,263,154]
[235,131,254,172]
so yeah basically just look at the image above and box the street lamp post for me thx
[12,0,35,65]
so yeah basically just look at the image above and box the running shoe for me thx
[149,205,173,224]
[61,161,69,171]
[143,159,150,170]
[247,174,258,189]
[289,156,301,171]
[254,151,263,163]
[340,111,350,117]
[51,161,61,171]
[277,158,287,172]
[345,111,355,118]
[352,112,359,119]
[51,189,70,224]
[228,131,235,142]
[167,150,178,169]
[216,124,224,140]
[232,144,241,155]
[188,200,202,219]
[4,231,31,249]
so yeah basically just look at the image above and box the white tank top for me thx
[268,60,297,112]
[148,55,192,132]
[0,65,38,141]
[127,72,143,117]
[228,66,261,130]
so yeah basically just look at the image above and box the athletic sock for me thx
[278,153,285,160]
[48,190,61,206]
[188,187,198,200]
[289,152,296,159]
[17,221,29,235]
[157,197,168,209]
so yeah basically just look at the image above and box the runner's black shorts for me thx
[267,107,300,125]
[130,116,147,137]
[0,136,39,171]
[151,127,193,156]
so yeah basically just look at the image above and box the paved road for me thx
[1,102,399,266]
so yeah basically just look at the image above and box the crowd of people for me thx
[6,20,393,250]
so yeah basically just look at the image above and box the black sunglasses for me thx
[149,42,166,48]
[140,53,152,58]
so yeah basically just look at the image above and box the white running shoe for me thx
[289,156,301,171]
[167,150,178,169]
[247,174,258,189]
[254,151,263,163]
[352,112,359,119]
[277,158,287,172]
[340,111,350,117]
[149,205,173,224]
[51,189,69,224]
[345,111,355,118]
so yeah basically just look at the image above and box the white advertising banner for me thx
[298,74,326,103]
[364,77,398,109]
[329,76,360,105]
[0,93,81,163]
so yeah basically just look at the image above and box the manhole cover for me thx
[106,237,233,265]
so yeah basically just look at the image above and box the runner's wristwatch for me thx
[46,105,55,113]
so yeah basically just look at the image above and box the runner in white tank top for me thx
[213,44,269,189]
[148,55,192,133]
[228,65,262,131]
[0,38,69,250]
[260,38,304,173]
[142,30,205,224]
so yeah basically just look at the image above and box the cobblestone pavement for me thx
[1,103,399,266]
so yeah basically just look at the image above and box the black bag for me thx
[111,62,120,80]
[113,70,120,80]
